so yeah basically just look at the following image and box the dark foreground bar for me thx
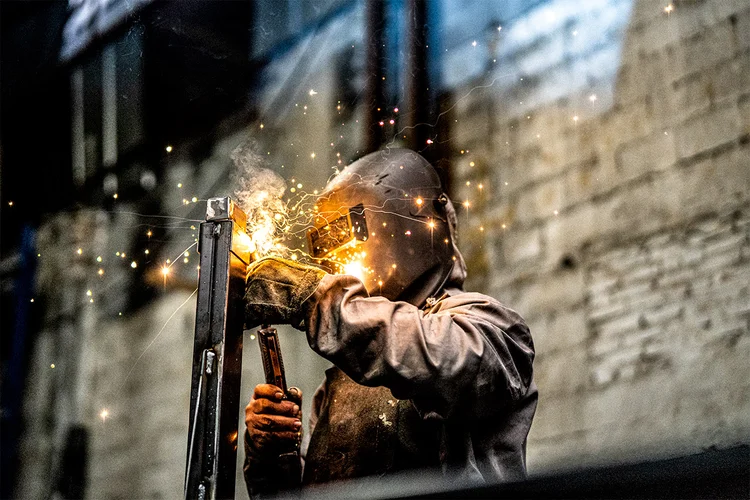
[287,445,749,500]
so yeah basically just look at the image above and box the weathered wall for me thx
[16,5,364,498]
[15,1,750,498]
[443,0,750,471]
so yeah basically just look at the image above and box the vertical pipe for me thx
[364,0,387,154]
[405,0,430,152]
[405,0,450,190]
[102,44,118,168]
[71,69,86,187]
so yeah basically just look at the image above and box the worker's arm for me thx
[303,274,535,420]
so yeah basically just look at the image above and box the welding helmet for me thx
[307,148,455,306]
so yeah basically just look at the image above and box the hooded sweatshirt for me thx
[244,199,537,497]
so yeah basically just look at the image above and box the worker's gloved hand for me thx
[245,384,303,458]
[244,257,327,329]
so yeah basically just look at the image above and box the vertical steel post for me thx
[185,198,252,500]
[405,0,431,152]
[364,0,387,154]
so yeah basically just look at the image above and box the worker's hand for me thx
[244,257,327,329]
[245,384,303,458]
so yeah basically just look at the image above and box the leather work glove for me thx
[244,257,327,329]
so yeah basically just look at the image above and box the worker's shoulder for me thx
[436,290,528,327]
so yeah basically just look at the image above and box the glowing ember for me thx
[343,261,366,282]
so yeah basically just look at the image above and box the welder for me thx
[242,148,537,497]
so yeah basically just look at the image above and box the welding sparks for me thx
[100,409,109,421]
[664,3,674,14]
[166,145,173,153]
[343,261,366,282]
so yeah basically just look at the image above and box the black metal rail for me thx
[185,198,251,500]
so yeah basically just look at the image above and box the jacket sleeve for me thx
[302,274,535,420]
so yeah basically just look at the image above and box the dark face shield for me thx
[308,204,369,260]
[307,149,455,306]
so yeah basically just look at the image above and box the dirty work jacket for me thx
[244,273,537,497]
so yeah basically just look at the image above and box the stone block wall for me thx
[442,0,750,471]
[15,1,750,498]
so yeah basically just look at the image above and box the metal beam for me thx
[185,197,251,500]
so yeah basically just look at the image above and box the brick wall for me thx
[443,0,750,471]
[15,1,750,497]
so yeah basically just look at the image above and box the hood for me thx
[442,196,467,294]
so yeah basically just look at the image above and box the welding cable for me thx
[184,349,212,499]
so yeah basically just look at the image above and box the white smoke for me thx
[230,139,288,257]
